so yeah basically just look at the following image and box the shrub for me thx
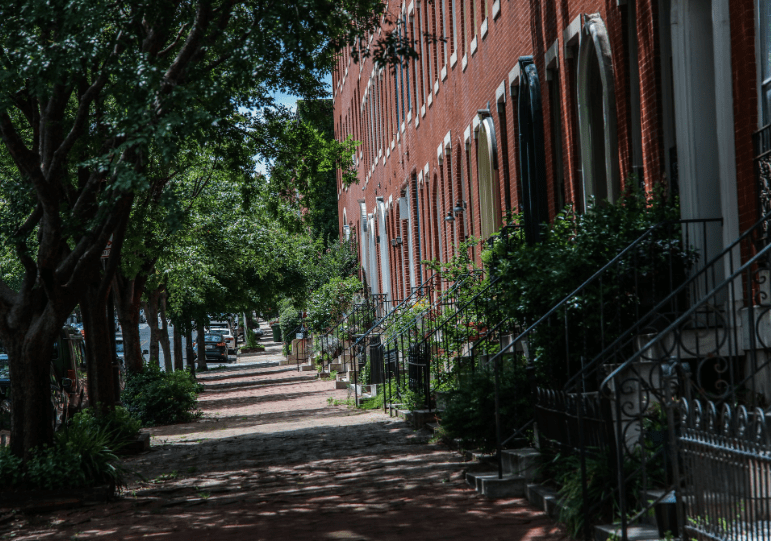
[245,329,260,348]
[68,406,141,451]
[307,275,362,333]
[279,298,301,346]
[0,422,125,491]
[488,186,687,386]
[540,446,666,538]
[440,361,532,452]
[123,363,203,426]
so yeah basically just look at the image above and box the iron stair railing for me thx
[370,223,523,412]
[479,218,722,495]
[368,270,484,410]
[315,293,375,374]
[344,273,444,405]
[584,211,771,541]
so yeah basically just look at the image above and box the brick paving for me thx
[2,347,570,540]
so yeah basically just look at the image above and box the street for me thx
[137,324,237,368]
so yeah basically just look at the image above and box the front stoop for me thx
[466,471,528,498]
[523,483,666,541]
[465,448,539,498]
[525,483,560,517]
[594,524,664,541]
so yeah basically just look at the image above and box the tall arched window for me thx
[518,56,549,244]
[577,14,620,205]
[477,114,501,239]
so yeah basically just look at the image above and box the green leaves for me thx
[307,275,362,333]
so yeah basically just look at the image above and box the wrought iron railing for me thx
[479,218,722,502]
[315,296,375,373]
[366,270,485,409]
[583,211,771,541]
[679,398,771,541]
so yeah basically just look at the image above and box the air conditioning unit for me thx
[390,237,403,246]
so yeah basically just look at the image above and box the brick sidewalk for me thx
[3,362,570,540]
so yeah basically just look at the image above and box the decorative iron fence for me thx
[680,398,771,541]
[535,388,616,457]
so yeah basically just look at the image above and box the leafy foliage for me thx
[307,276,363,333]
[440,362,532,452]
[488,187,686,385]
[122,364,203,427]
[279,298,302,347]
[68,406,142,452]
[0,422,124,491]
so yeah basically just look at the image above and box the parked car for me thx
[194,334,229,364]
[208,321,236,353]
[0,327,88,432]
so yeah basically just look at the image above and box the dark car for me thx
[196,334,228,364]
[0,327,88,432]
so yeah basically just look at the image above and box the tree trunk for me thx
[196,320,207,371]
[173,323,183,371]
[113,269,149,374]
[79,267,118,414]
[185,327,194,369]
[5,306,64,461]
[158,289,172,371]
[144,287,161,366]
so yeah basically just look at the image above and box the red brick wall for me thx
[333,0,761,296]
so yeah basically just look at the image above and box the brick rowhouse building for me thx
[333,0,770,302]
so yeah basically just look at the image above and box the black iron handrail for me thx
[486,218,723,371]
[372,270,484,410]
[349,271,440,353]
[587,212,771,541]
[481,217,722,508]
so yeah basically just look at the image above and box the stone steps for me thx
[523,482,667,540]
[464,448,540,499]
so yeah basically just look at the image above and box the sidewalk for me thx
[4,345,570,540]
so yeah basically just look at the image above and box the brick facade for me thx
[333,0,762,299]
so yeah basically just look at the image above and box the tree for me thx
[0,0,389,459]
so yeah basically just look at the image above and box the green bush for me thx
[245,329,260,348]
[540,446,666,538]
[123,363,203,426]
[307,275,362,333]
[279,298,301,346]
[488,186,687,386]
[0,422,125,491]
[440,361,532,452]
[68,406,141,451]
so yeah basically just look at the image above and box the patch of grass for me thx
[151,471,179,483]
[326,396,354,407]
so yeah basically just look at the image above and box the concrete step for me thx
[525,483,560,518]
[466,471,527,498]
[501,448,539,478]
[594,524,664,541]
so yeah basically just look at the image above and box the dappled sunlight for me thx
[5,363,569,541]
